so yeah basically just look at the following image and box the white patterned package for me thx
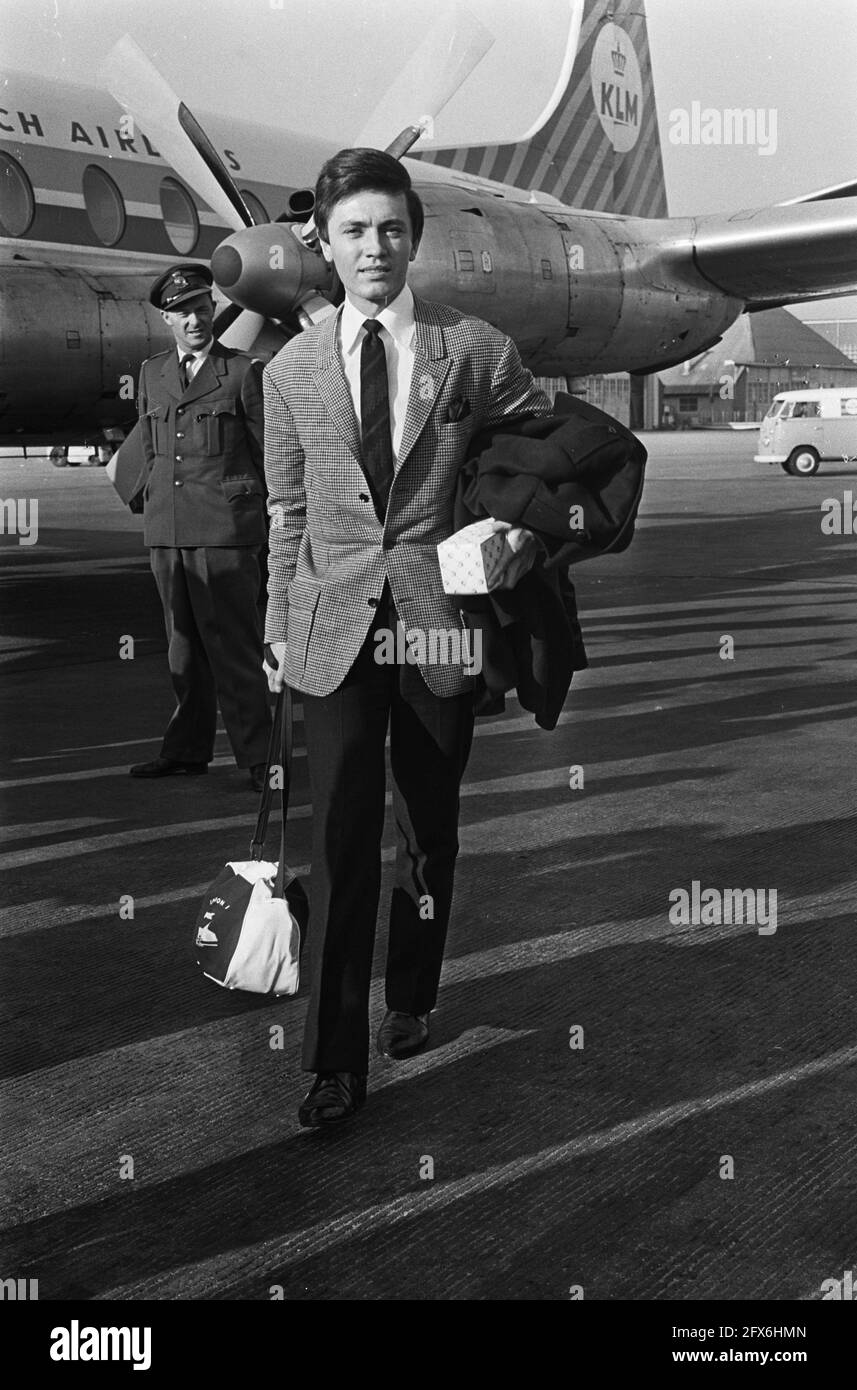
[437,518,512,594]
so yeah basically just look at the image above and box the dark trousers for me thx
[150,545,272,768]
[300,593,475,1074]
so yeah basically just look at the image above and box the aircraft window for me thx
[82,164,126,246]
[240,190,268,223]
[160,177,199,253]
[0,151,35,236]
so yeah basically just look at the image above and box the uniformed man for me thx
[129,263,272,791]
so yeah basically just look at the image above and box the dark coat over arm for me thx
[454,398,647,729]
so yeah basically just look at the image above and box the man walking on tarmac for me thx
[263,149,550,1127]
[130,263,272,793]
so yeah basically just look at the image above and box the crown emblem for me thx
[611,38,626,77]
[172,273,188,289]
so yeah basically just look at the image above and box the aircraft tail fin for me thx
[415,0,668,218]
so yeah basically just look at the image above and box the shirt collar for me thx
[177,338,214,363]
[340,285,415,358]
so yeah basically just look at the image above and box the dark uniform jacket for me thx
[138,344,267,547]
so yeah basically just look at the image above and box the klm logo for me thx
[600,82,639,128]
[590,23,644,154]
[0,1276,39,1299]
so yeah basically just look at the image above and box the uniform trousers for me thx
[300,587,475,1074]
[150,545,272,769]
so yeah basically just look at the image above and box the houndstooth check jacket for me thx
[262,294,551,698]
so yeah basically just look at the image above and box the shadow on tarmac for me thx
[1,441,856,1299]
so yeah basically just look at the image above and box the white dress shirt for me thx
[338,286,416,461]
[177,339,213,382]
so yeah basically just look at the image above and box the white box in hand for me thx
[437,518,511,594]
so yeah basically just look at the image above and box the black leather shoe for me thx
[129,756,208,778]
[376,1010,430,1059]
[298,1072,367,1128]
[249,764,267,793]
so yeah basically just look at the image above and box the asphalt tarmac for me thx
[1,432,855,1302]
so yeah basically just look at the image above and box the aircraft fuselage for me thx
[0,187,741,443]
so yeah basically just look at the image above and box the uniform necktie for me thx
[180,353,194,391]
[360,319,394,518]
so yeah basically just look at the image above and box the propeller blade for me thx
[212,301,246,338]
[299,5,493,250]
[355,2,494,150]
[217,309,268,351]
[176,102,259,228]
[100,35,256,231]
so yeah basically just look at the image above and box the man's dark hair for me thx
[314,148,424,246]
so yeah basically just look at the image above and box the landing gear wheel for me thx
[784,447,820,476]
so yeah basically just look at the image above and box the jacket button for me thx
[177,406,184,414]
[367,597,379,608]
[176,432,184,439]
[359,492,370,502]
[174,480,183,487]
[175,455,182,463]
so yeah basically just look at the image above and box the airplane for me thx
[1,0,856,452]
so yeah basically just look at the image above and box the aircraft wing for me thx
[689,198,857,310]
[779,178,857,205]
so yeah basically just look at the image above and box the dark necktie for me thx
[180,353,194,391]
[360,319,394,518]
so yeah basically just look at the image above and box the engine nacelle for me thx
[0,268,159,442]
[208,181,742,377]
[211,223,332,320]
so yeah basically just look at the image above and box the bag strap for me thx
[249,688,293,898]
[273,693,293,900]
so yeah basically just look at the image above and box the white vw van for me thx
[755,388,857,475]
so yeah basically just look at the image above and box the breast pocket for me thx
[142,406,165,454]
[196,398,240,455]
[436,418,474,454]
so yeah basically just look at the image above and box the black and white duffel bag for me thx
[193,687,308,995]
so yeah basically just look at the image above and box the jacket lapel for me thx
[396,297,450,469]
[307,297,450,470]
[180,348,225,405]
[312,311,363,463]
[159,352,185,401]
[158,345,229,404]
